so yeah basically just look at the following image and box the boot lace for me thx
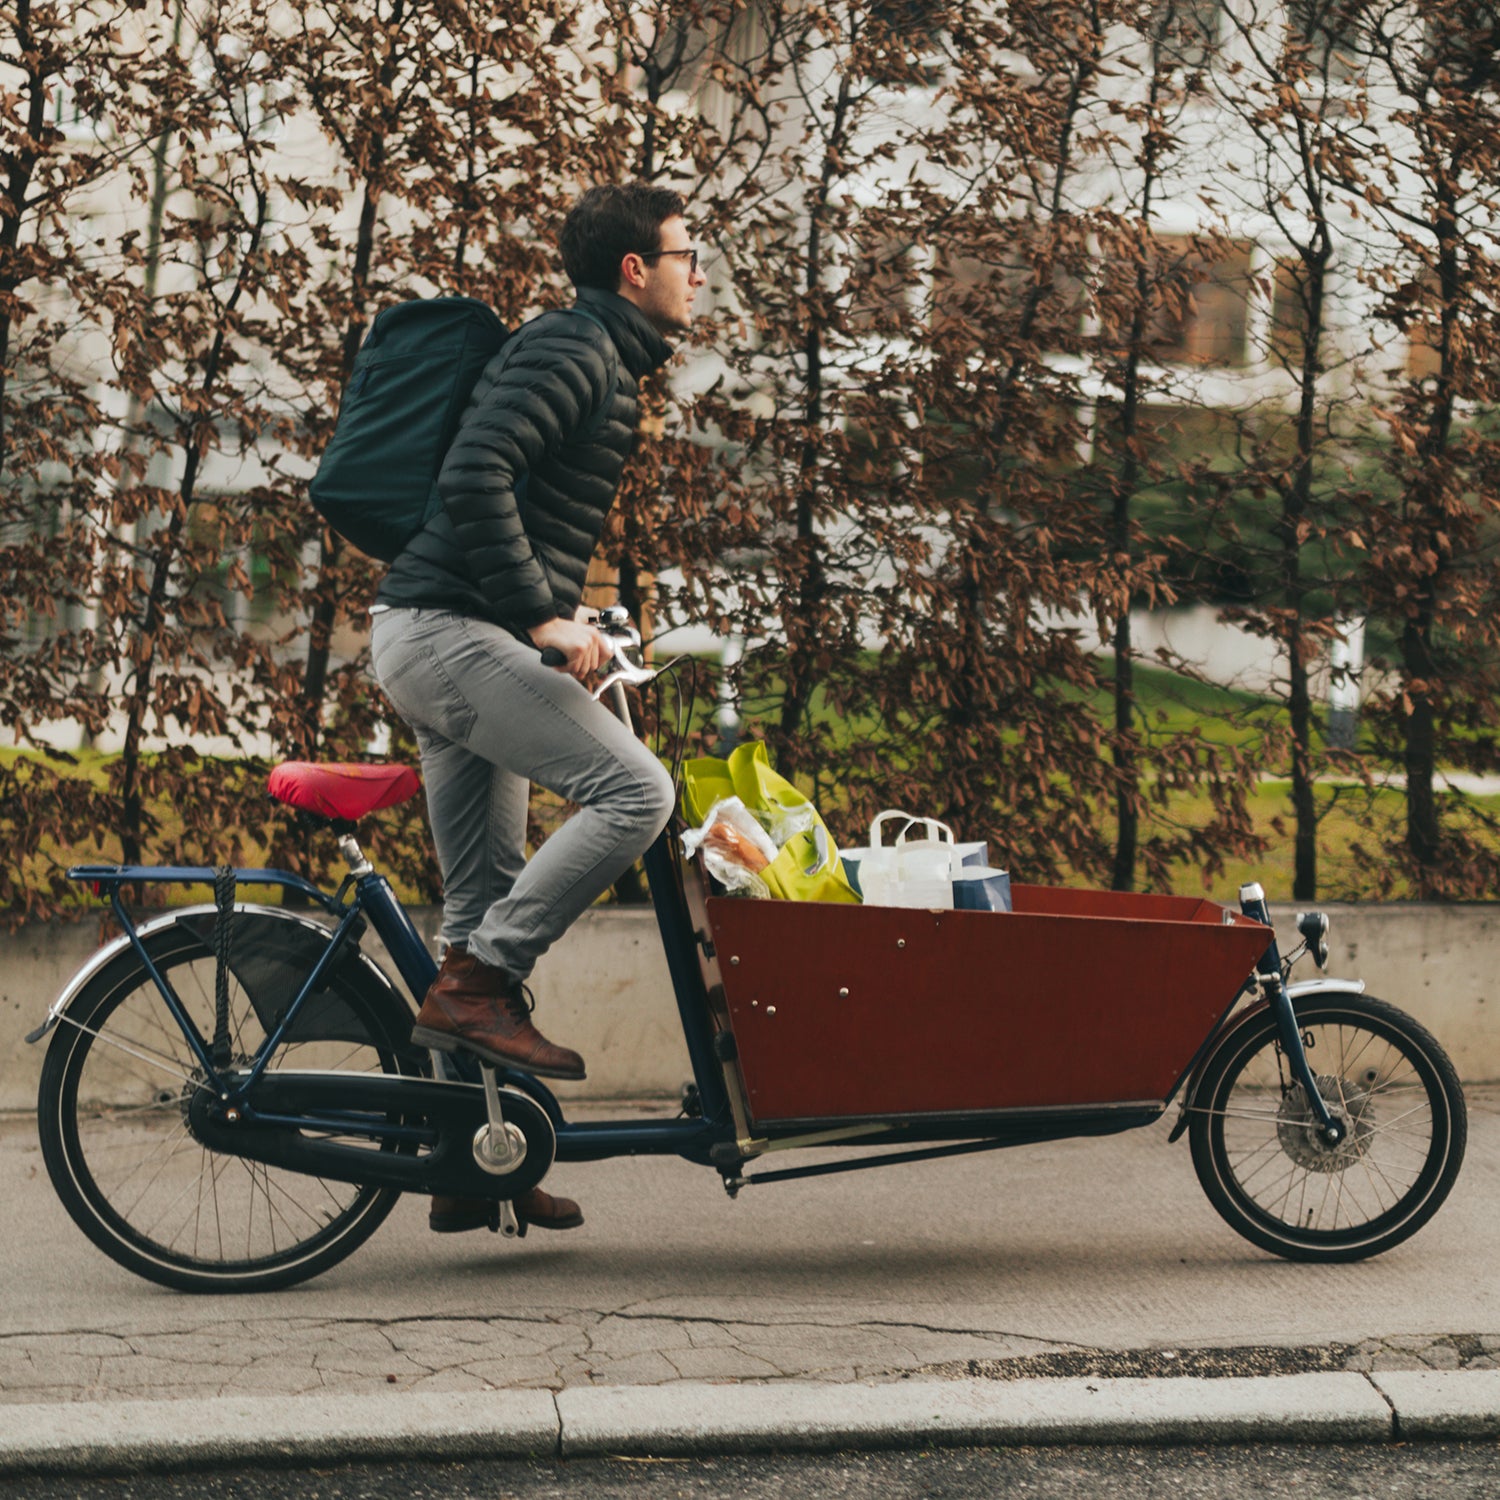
[502,983,537,1024]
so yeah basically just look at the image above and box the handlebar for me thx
[539,605,660,702]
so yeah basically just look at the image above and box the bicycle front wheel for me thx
[37,912,425,1293]
[1188,992,1466,1262]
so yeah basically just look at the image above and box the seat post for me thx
[337,831,373,877]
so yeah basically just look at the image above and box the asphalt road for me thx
[4,1443,1500,1499]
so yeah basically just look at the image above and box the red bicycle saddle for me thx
[268,762,421,822]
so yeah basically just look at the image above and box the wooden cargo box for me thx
[704,886,1273,1128]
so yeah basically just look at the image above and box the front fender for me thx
[1165,976,1367,1142]
[1288,977,1367,1001]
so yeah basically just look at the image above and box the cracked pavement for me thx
[2,1091,1496,1407]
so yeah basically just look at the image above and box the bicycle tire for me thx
[1187,991,1466,1262]
[37,911,426,1293]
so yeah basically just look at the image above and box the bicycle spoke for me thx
[60,1015,201,1089]
[129,1134,228,1247]
[108,1121,201,1219]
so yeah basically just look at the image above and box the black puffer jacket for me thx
[377,287,673,628]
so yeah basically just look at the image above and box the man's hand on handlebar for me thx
[529,615,611,681]
[532,606,661,702]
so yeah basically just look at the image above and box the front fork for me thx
[1238,883,1345,1146]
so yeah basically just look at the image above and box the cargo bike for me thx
[29,616,1467,1291]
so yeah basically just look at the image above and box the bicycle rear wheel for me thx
[1188,992,1465,1262]
[37,912,425,1293]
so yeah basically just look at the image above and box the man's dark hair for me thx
[560,182,687,292]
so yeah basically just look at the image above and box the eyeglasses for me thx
[639,248,699,273]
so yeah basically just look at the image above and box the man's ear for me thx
[619,251,650,292]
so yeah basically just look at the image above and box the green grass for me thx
[1123,780,1414,903]
[1090,663,1272,746]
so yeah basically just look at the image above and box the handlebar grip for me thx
[539,647,567,668]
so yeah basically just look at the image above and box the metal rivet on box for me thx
[838,987,849,998]
[896,939,906,949]
[766,1006,776,1016]
[730,956,740,966]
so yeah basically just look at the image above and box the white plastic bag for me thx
[680,796,778,898]
[756,799,815,849]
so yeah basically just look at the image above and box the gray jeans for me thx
[369,608,675,980]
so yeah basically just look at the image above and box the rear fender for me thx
[26,905,411,1052]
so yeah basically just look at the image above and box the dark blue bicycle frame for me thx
[68,832,733,1169]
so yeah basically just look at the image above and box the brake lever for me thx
[590,650,656,702]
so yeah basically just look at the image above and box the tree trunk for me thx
[1402,614,1441,875]
[1286,288,1326,904]
[1400,208,1460,889]
[1287,633,1318,901]
[118,506,187,866]
[777,78,848,763]
[1110,614,1138,891]
[0,0,46,473]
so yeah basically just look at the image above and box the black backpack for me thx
[309,296,508,563]
[309,297,621,564]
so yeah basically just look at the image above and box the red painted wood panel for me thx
[707,890,1272,1125]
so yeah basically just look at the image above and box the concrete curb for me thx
[555,1373,1393,1455]
[0,1390,559,1474]
[1371,1370,1500,1439]
[1,1372,1497,1475]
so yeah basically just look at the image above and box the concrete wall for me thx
[4,902,1497,1115]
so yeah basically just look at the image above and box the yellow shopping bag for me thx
[681,742,859,904]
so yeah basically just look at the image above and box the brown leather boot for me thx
[428,1194,499,1234]
[514,1186,584,1234]
[428,1187,584,1236]
[411,948,585,1080]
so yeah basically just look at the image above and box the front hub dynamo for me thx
[1277,1073,1376,1171]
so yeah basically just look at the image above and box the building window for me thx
[1144,236,1254,368]
[1152,0,1225,69]
[1394,271,1445,382]
[47,72,107,141]
[1287,0,1365,83]
[191,34,288,141]
[867,0,949,83]
[1269,258,1314,369]
[931,247,1005,337]
[1422,8,1500,92]
[930,244,1085,350]
[848,229,915,335]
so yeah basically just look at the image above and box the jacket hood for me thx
[574,286,675,380]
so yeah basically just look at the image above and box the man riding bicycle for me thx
[369,183,706,1235]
